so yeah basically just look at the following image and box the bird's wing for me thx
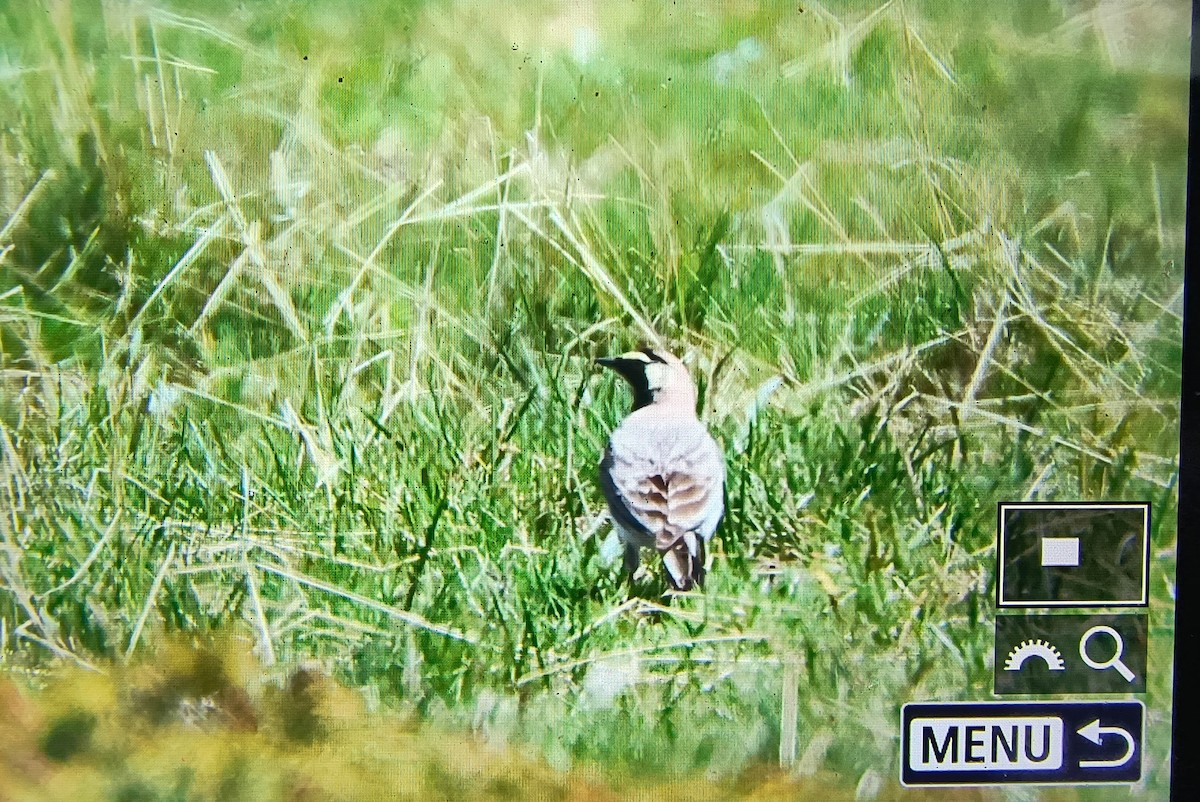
[663,433,725,541]
[599,444,657,545]
[601,426,725,550]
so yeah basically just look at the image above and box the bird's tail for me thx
[660,530,706,591]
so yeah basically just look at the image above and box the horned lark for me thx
[597,348,726,591]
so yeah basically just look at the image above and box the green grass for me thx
[0,1,1188,799]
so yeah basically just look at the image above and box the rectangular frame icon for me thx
[997,502,1150,608]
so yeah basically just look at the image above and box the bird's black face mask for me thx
[597,348,668,411]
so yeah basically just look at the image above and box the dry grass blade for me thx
[515,634,768,688]
[255,562,478,644]
[548,208,657,342]
[0,170,55,244]
[125,542,177,660]
[130,216,227,329]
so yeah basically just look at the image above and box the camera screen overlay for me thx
[0,2,1186,801]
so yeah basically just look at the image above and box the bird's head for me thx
[596,347,696,412]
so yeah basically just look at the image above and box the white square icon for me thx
[1041,537,1081,567]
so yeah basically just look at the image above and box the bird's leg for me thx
[624,544,644,581]
[624,545,657,601]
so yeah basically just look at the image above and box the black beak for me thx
[595,356,640,378]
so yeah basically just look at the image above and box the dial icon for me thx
[1004,639,1066,672]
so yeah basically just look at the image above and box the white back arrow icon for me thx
[1077,719,1135,769]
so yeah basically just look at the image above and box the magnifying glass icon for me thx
[1079,625,1135,682]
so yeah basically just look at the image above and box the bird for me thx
[596,347,726,591]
